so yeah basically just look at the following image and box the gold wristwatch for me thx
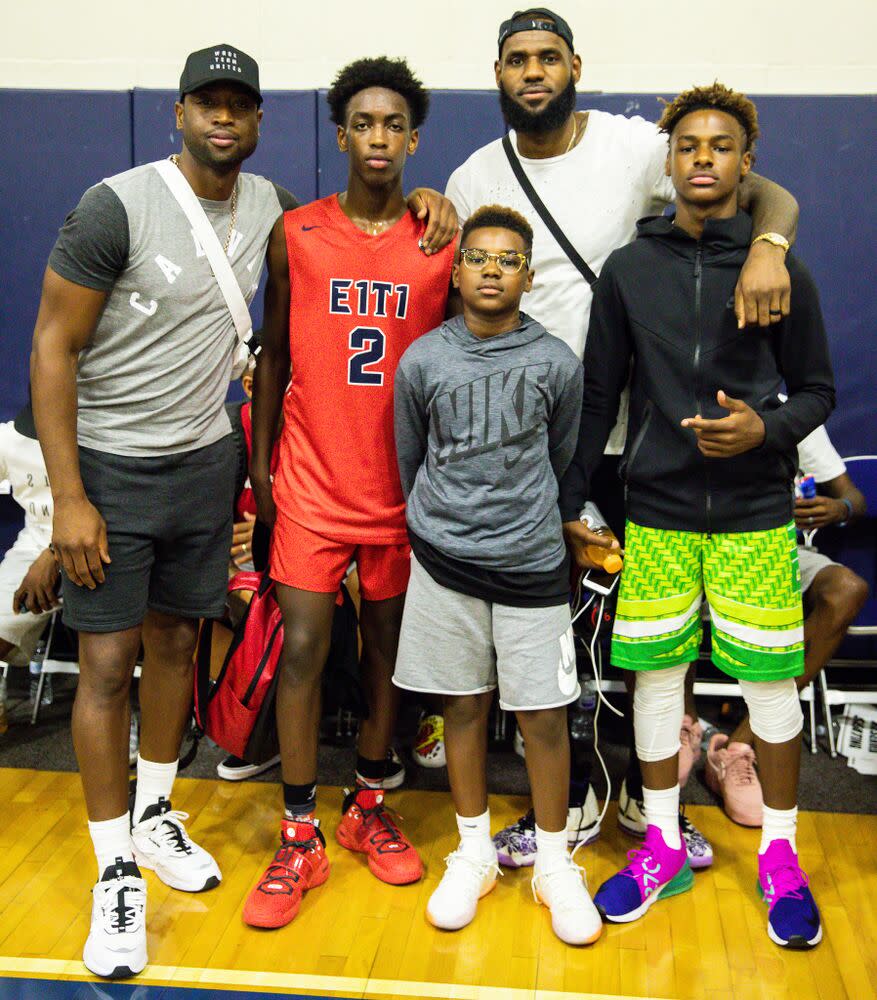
[752,231,790,253]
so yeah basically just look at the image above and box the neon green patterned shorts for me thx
[611,521,804,682]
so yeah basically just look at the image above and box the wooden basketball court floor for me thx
[0,768,874,1000]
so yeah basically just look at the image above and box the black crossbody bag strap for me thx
[501,133,598,287]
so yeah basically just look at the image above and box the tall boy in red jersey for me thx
[244,57,457,928]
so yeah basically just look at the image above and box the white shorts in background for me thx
[0,535,54,665]
[393,555,579,712]
[798,544,838,594]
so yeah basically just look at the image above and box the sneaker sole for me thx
[427,876,497,930]
[767,921,823,949]
[217,755,281,781]
[133,853,222,893]
[354,770,405,790]
[533,888,603,946]
[83,943,147,979]
[412,754,447,769]
[617,814,647,839]
[334,827,422,885]
[567,824,601,851]
[496,849,535,869]
[598,863,694,924]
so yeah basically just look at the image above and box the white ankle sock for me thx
[88,814,134,875]
[643,784,681,849]
[456,810,494,860]
[760,804,798,854]
[534,824,569,876]
[133,755,178,825]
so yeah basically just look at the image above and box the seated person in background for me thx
[705,421,869,823]
[226,351,279,574]
[0,400,58,726]
[561,83,834,948]
[393,205,602,946]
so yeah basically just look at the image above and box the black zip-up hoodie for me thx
[559,212,836,533]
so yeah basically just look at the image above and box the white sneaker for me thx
[83,859,148,979]
[617,777,647,837]
[132,797,221,892]
[532,856,603,945]
[567,785,602,850]
[426,849,501,930]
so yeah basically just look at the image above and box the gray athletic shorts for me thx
[393,555,580,711]
[61,436,235,633]
[798,544,838,594]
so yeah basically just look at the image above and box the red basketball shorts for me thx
[270,508,410,602]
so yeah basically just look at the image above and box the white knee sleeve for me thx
[739,678,803,744]
[633,664,688,763]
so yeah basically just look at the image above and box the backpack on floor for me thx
[193,570,283,763]
[191,570,361,766]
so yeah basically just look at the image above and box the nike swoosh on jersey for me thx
[301,225,322,231]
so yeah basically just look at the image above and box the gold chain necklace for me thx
[564,115,580,154]
[170,154,238,252]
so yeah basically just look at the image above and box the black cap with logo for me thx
[179,44,262,105]
[497,8,575,56]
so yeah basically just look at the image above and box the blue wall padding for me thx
[1,90,133,425]
[3,89,875,460]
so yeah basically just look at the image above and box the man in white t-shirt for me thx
[704,423,869,822]
[0,403,57,672]
[443,6,802,865]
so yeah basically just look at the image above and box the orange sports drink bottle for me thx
[579,502,623,574]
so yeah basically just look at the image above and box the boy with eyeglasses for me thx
[393,205,602,946]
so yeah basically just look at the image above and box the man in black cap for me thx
[444,6,801,893]
[29,43,297,979]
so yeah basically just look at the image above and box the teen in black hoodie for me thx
[561,84,833,949]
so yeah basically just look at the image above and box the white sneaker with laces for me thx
[132,797,221,892]
[532,855,603,945]
[426,848,501,930]
[567,785,602,850]
[83,859,148,979]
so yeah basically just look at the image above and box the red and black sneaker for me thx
[335,787,423,885]
[242,819,329,928]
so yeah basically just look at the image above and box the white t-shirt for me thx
[0,423,53,551]
[446,111,674,452]
[797,425,846,483]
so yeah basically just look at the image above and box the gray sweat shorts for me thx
[61,436,235,633]
[393,555,580,712]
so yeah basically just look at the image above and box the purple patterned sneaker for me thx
[679,810,713,870]
[493,809,537,868]
[593,825,692,923]
[758,840,822,949]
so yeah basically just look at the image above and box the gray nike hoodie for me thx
[394,312,583,574]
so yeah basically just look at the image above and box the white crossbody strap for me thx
[153,159,253,347]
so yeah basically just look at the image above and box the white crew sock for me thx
[643,784,681,849]
[533,824,569,876]
[88,814,135,875]
[133,755,178,825]
[456,809,495,860]
[760,804,798,854]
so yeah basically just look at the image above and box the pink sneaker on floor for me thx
[678,714,703,788]
[705,732,763,827]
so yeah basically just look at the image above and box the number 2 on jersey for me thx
[348,326,386,386]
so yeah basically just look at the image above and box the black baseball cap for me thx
[497,8,575,56]
[179,44,262,105]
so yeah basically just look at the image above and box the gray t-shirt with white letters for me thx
[49,161,295,456]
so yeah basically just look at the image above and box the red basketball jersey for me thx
[274,195,455,543]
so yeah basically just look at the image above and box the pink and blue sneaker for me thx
[758,840,822,948]
[593,825,692,923]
